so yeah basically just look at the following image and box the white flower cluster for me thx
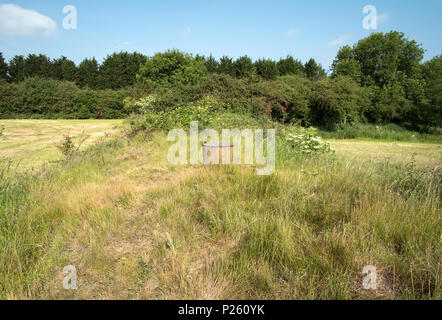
[282,128,332,155]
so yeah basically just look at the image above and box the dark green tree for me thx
[98,52,147,89]
[254,59,279,80]
[137,50,207,88]
[205,54,219,73]
[51,56,77,82]
[218,56,236,77]
[277,55,304,76]
[0,53,7,81]
[77,58,99,88]
[8,55,25,83]
[331,46,362,83]
[352,31,424,87]
[421,55,442,127]
[304,58,326,81]
[23,54,52,78]
[234,56,255,78]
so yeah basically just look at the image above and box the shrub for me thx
[276,75,312,125]
[76,89,97,119]
[279,126,332,156]
[137,50,207,89]
[56,134,90,158]
[96,90,128,119]
[309,76,370,129]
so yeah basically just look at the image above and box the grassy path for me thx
[0,128,440,300]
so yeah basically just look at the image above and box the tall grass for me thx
[0,130,440,299]
[318,123,442,143]
[0,138,130,298]
[135,150,441,299]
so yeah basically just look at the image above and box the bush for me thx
[96,90,128,119]
[276,75,312,125]
[309,76,370,129]
[76,89,97,119]
[279,126,332,155]
[137,50,207,89]
[56,134,89,158]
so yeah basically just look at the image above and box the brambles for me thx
[56,134,89,158]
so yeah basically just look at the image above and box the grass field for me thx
[0,120,440,300]
[0,120,124,170]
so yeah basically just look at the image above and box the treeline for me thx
[0,31,441,130]
[0,51,326,89]
[0,52,146,90]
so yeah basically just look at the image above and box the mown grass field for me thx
[0,120,124,170]
[0,120,440,300]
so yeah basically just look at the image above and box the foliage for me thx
[56,133,89,158]
[309,76,370,129]
[0,77,128,119]
[421,55,442,128]
[277,55,305,76]
[234,56,255,78]
[254,59,279,80]
[304,58,326,81]
[137,50,207,90]
[317,123,442,143]
[56,135,77,158]
[218,56,236,77]
[275,75,312,125]
[77,58,99,89]
[98,52,147,89]
[0,53,7,81]
[279,126,332,155]
[7,55,25,83]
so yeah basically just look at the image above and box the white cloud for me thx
[0,4,56,37]
[287,29,299,37]
[328,34,351,47]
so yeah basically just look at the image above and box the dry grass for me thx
[329,140,442,167]
[0,119,123,170]
[0,125,440,300]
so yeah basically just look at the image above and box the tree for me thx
[234,55,255,78]
[8,55,25,83]
[421,55,442,127]
[304,58,326,81]
[309,76,370,129]
[77,58,99,88]
[0,53,7,81]
[51,56,77,82]
[137,50,207,88]
[98,52,147,89]
[331,46,362,83]
[277,55,304,76]
[218,56,236,77]
[23,54,52,79]
[352,31,424,87]
[205,54,219,73]
[254,59,279,80]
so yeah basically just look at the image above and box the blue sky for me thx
[1,0,441,71]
